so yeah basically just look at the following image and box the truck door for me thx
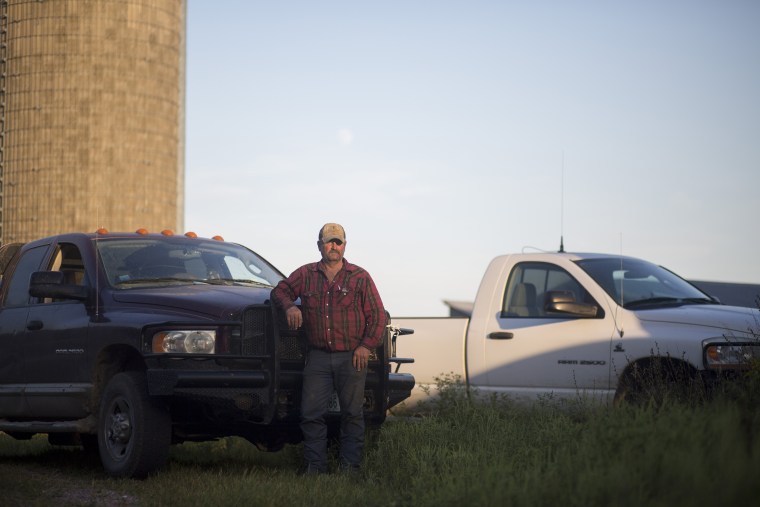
[23,243,91,417]
[479,261,616,400]
[0,245,48,416]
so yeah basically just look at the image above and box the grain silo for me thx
[0,0,186,244]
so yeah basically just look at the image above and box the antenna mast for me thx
[559,151,565,253]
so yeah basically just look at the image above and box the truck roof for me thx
[19,229,230,250]
[495,251,645,263]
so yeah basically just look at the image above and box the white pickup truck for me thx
[394,252,760,406]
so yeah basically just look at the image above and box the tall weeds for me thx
[367,373,760,506]
[2,372,758,506]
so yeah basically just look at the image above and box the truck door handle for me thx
[26,320,43,331]
[488,331,514,340]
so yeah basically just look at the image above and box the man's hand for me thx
[353,345,370,371]
[285,306,303,330]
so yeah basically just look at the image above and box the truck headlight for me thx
[152,330,216,354]
[704,343,760,370]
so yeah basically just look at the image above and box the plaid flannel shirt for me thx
[271,259,386,351]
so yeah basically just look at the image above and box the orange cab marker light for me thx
[185,231,198,238]
[161,229,174,236]
[96,228,109,235]
[135,228,149,235]
[212,235,224,241]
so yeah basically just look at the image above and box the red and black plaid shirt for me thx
[271,259,386,351]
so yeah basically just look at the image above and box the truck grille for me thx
[280,335,305,361]
[242,307,268,356]
[175,388,267,421]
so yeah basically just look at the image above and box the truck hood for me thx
[110,284,273,319]
[635,304,759,335]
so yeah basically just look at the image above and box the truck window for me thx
[575,257,708,308]
[0,243,23,289]
[48,243,87,286]
[0,243,22,276]
[224,256,272,284]
[96,238,283,287]
[502,262,596,318]
[3,245,49,307]
[38,243,87,304]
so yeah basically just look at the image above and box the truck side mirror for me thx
[29,271,89,301]
[544,290,600,318]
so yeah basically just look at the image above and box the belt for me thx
[308,347,351,354]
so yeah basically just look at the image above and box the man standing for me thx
[270,223,386,475]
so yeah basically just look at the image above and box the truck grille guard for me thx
[148,306,414,427]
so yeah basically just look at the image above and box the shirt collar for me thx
[311,258,356,273]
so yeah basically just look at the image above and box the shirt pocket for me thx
[335,284,357,308]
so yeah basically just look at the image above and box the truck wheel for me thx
[97,371,171,478]
[614,359,696,406]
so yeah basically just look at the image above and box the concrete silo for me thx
[0,0,186,244]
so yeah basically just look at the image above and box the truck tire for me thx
[614,358,697,406]
[97,371,171,478]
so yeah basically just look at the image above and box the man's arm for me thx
[352,272,385,371]
[358,272,386,350]
[270,268,305,330]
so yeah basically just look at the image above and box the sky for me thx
[184,0,760,317]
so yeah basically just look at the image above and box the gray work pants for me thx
[300,349,367,472]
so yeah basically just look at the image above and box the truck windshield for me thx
[575,257,713,309]
[95,237,284,288]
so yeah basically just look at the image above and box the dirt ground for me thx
[2,463,140,507]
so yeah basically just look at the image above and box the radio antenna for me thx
[619,232,624,307]
[95,206,100,320]
[559,151,565,253]
[615,232,625,338]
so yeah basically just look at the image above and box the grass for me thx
[2,374,759,506]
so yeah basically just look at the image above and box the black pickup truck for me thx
[0,230,414,477]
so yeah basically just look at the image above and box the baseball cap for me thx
[319,223,346,243]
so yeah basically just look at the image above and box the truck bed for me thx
[391,317,469,408]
